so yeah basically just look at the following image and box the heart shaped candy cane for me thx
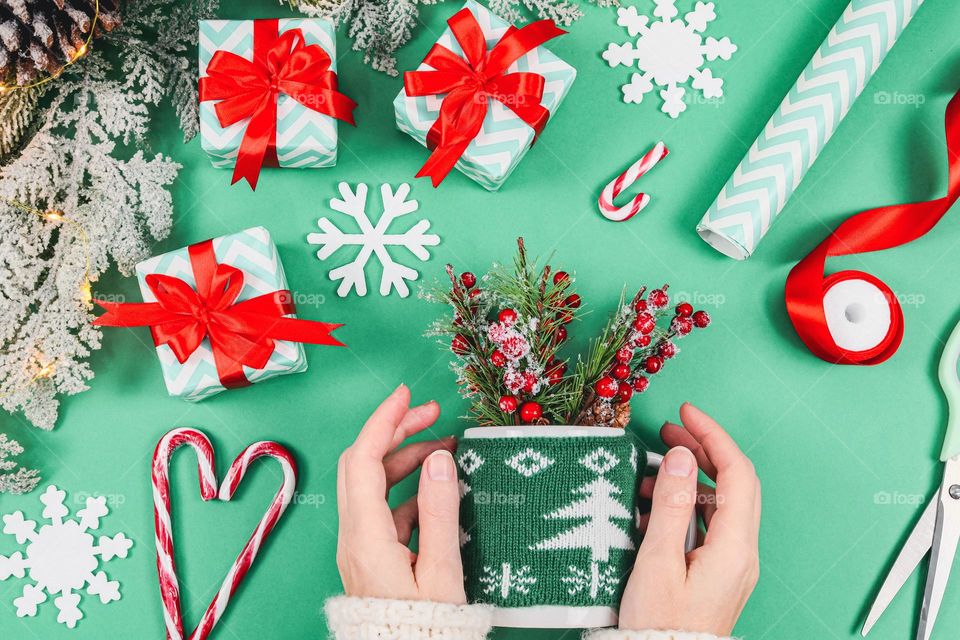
[152,427,297,640]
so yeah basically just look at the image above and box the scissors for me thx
[862,318,960,640]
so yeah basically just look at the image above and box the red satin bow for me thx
[94,240,344,388]
[785,89,960,365]
[403,8,565,186]
[199,20,358,190]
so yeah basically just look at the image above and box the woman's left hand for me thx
[335,384,464,603]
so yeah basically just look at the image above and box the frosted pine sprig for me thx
[425,238,711,429]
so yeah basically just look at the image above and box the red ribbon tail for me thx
[416,139,472,187]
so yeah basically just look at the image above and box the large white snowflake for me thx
[0,485,133,629]
[307,182,441,298]
[602,0,737,118]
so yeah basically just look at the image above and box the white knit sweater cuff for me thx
[324,596,494,640]
[583,630,734,640]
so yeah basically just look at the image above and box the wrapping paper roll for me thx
[698,0,925,260]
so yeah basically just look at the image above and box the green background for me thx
[2,0,960,638]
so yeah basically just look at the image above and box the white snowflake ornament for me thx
[0,485,133,629]
[603,0,737,118]
[308,183,440,298]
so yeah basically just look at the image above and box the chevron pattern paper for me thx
[394,0,577,191]
[698,0,924,260]
[134,227,307,402]
[199,19,339,171]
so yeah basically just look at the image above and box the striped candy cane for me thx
[152,428,298,640]
[598,142,669,221]
[153,428,217,640]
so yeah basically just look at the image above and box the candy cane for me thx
[151,428,298,640]
[153,428,217,640]
[191,441,297,640]
[598,142,669,221]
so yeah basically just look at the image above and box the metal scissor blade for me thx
[916,458,960,640]
[862,497,937,636]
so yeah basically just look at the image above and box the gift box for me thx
[394,0,576,190]
[199,18,356,188]
[130,227,319,401]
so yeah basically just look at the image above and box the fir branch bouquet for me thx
[425,238,711,428]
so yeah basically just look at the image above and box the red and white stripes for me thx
[152,427,298,640]
[598,142,669,222]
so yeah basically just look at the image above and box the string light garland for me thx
[1,196,94,305]
[0,0,100,93]
[0,196,97,397]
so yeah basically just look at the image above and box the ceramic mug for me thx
[457,425,696,629]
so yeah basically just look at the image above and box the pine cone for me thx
[0,0,121,86]
[611,401,631,429]
[579,400,616,428]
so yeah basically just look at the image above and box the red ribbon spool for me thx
[785,89,960,365]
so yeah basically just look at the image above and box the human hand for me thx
[335,384,464,603]
[618,403,761,635]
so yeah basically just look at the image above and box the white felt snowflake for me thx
[307,182,440,298]
[602,0,737,118]
[0,485,133,629]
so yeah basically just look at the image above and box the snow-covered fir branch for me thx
[289,0,615,76]
[0,433,39,494]
[0,0,217,467]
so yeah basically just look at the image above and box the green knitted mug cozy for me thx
[457,427,643,624]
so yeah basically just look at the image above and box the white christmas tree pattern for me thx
[530,447,634,599]
[0,485,133,628]
[602,0,737,118]
[479,563,538,599]
[308,182,440,298]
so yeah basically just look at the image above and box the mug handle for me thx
[644,452,699,552]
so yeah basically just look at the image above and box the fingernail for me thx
[392,383,407,396]
[427,450,455,481]
[664,447,695,477]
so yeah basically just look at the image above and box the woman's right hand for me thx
[618,403,761,636]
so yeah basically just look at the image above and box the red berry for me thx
[521,371,539,393]
[632,334,651,348]
[555,325,568,343]
[675,302,693,317]
[615,347,633,363]
[634,299,648,313]
[595,376,619,398]
[658,340,677,359]
[460,272,476,288]
[556,310,574,324]
[498,308,518,326]
[520,401,542,423]
[499,395,518,413]
[633,312,655,334]
[468,288,482,299]
[553,271,570,285]
[692,310,711,328]
[617,381,633,403]
[648,288,669,309]
[564,294,582,309]
[452,334,469,354]
[644,356,663,374]
[611,363,631,379]
[490,349,507,367]
[547,365,564,385]
[633,376,650,393]
[673,317,693,336]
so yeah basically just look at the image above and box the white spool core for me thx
[822,278,891,352]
